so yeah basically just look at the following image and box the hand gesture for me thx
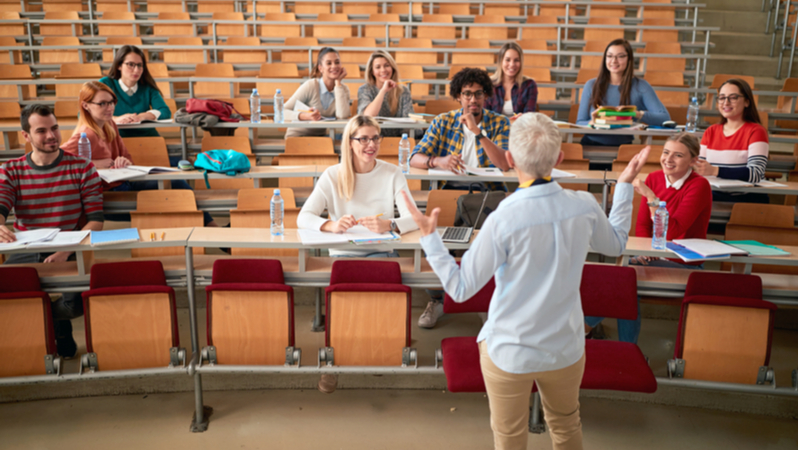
[113,156,132,169]
[692,159,718,177]
[325,214,356,233]
[334,66,348,85]
[381,80,397,92]
[114,114,138,125]
[358,215,390,233]
[618,146,650,184]
[44,251,70,264]
[300,108,322,122]
[589,107,600,125]
[632,178,656,202]
[436,154,464,174]
[629,255,652,265]
[0,224,15,243]
[400,191,439,236]
[459,112,480,135]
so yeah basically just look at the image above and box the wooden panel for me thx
[238,187,297,209]
[426,190,463,226]
[89,293,174,371]
[285,136,335,154]
[329,291,407,366]
[154,12,193,36]
[0,297,48,377]
[365,14,403,39]
[260,14,301,38]
[230,210,300,256]
[682,303,770,384]
[97,11,135,36]
[198,1,235,13]
[211,290,290,365]
[313,13,352,38]
[122,137,170,166]
[130,213,205,257]
[469,16,506,40]
[279,155,339,188]
[40,11,82,36]
[210,12,247,37]
[102,37,143,62]
[418,14,455,40]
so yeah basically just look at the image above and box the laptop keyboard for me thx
[442,227,470,242]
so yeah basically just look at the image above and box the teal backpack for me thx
[194,150,251,188]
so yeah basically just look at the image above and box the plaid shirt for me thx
[484,79,539,115]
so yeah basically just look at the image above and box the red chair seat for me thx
[583,340,657,393]
[441,337,538,393]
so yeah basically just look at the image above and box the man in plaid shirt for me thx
[410,67,510,190]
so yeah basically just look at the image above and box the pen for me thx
[160,232,166,241]
[150,232,155,241]
[357,213,384,224]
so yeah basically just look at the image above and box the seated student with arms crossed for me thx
[400,112,651,450]
[585,132,712,344]
[297,115,418,394]
[62,81,217,226]
[0,104,105,359]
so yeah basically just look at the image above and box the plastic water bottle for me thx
[686,96,699,133]
[398,133,411,174]
[274,89,284,124]
[77,132,91,161]
[652,201,669,250]
[270,189,284,236]
[250,88,261,124]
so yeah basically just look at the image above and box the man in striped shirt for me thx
[0,104,104,358]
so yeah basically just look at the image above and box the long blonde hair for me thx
[490,42,528,86]
[337,115,381,201]
[365,50,402,116]
[77,81,118,142]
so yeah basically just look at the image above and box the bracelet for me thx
[426,155,434,168]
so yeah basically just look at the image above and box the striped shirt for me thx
[700,122,769,184]
[0,150,104,231]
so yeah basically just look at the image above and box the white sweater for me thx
[298,160,418,254]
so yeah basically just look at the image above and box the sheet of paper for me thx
[428,168,458,176]
[294,99,311,112]
[673,238,748,257]
[465,167,503,176]
[376,116,418,124]
[127,165,180,173]
[97,168,144,183]
[26,230,90,248]
[551,168,577,179]
[704,176,753,188]
[0,228,60,250]
[342,225,395,241]
[755,180,786,187]
[298,225,395,245]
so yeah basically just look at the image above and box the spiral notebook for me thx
[90,228,140,246]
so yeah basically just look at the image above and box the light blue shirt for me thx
[318,78,335,111]
[420,182,634,374]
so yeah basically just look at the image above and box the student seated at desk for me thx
[298,115,418,394]
[0,104,105,359]
[577,39,669,147]
[484,42,538,117]
[100,45,171,138]
[358,50,413,137]
[284,47,351,138]
[585,132,712,344]
[61,81,217,226]
[693,78,769,203]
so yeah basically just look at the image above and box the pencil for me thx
[160,232,166,241]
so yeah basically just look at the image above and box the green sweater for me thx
[99,76,171,138]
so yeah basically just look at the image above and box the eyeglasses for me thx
[460,90,485,100]
[717,94,743,104]
[351,136,382,145]
[605,53,628,61]
[123,62,144,70]
[89,100,117,108]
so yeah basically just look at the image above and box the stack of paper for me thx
[298,225,398,245]
[667,238,747,262]
[97,165,180,184]
[26,230,90,249]
[0,228,60,250]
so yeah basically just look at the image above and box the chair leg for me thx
[528,392,546,434]
[311,287,325,332]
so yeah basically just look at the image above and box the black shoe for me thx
[586,323,606,340]
[54,319,78,359]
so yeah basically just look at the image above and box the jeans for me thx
[584,258,701,344]
[4,252,83,343]
[108,179,214,225]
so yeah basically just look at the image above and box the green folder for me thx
[598,111,637,117]
[718,240,791,256]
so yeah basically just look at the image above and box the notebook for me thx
[718,240,791,257]
[90,228,140,246]
[666,242,731,263]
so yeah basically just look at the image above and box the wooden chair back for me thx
[0,64,34,99]
[776,77,798,112]
[394,38,437,65]
[257,62,302,97]
[340,37,376,64]
[164,37,205,63]
[484,0,520,16]
[230,188,299,256]
[452,39,493,65]
[470,15,507,40]
[723,204,797,274]
[518,39,551,68]
[313,13,352,39]
[681,303,771,384]
[612,144,662,174]
[641,41,683,72]
[438,2,470,14]
[397,64,428,98]
[198,1,235,13]
[0,295,52,376]
[260,13,300,38]
[0,11,24,37]
[576,68,596,83]
[278,155,339,188]
[148,63,172,99]
[644,71,684,87]
[280,37,319,63]
[426,190,463,226]
[40,11,82,36]
[579,40,608,69]
[0,36,21,64]
[641,18,677,42]
[424,98,461,115]
[40,36,82,64]
[42,0,84,11]
[418,14,455,40]
[194,63,236,97]
[584,17,624,42]
[328,290,408,365]
[147,0,185,12]
[365,14,403,39]
[122,137,171,167]
[666,106,688,125]
[130,190,204,257]
[55,63,102,98]
[588,0,625,18]
[96,0,132,12]
[210,12,246,37]
[154,12,193,36]
[389,2,422,15]
[522,15,559,41]
[87,291,175,370]
[220,36,264,64]
[294,1,331,14]
[285,136,335,154]
[102,36,142,62]
[557,143,589,191]
[378,137,421,190]
[343,1,379,14]
[98,11,135,36]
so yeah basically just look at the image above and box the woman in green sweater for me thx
[99,45,171,138]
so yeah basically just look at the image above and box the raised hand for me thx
[618,146,651,184]
[400,191,439,236]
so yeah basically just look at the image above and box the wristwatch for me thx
[647,198,661,207]
[474,128,488,140]
[390,220,398,232]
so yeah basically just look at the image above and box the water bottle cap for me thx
[252,88,258,94]
[273,189,280,195]
[659,201,667,207]
[276,89,281,94]
[81,132,87,138]
[402,133,408,139]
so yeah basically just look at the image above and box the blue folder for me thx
[90,228,140,246]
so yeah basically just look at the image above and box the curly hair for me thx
[450,67,494,101]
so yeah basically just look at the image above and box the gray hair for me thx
[509,113,562,178]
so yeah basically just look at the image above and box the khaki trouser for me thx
[479,340,585,450]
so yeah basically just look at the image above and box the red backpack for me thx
[185,98,242,122]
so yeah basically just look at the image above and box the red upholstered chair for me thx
[669,272,776,385]
[203,259,298,366]
[0,267,60,377]
[580,264,657,393]
[323,260,413,366]
[81,261,184,372]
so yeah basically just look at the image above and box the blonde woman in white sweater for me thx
[284,47,351,138]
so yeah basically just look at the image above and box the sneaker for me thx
[586,323,606,340]
[318,374,338,394]
[418,301,444,329]
[56,335,78,360]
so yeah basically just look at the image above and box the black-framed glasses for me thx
[351,136,382,145]
[460,90,485,100]
[89,100,117,108]
[717,94,743,104]
[123,62,144,70]
[605,53,628,61]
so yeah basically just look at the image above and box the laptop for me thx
[440,191,489,244]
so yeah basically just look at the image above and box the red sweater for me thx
[636,170,712,241]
